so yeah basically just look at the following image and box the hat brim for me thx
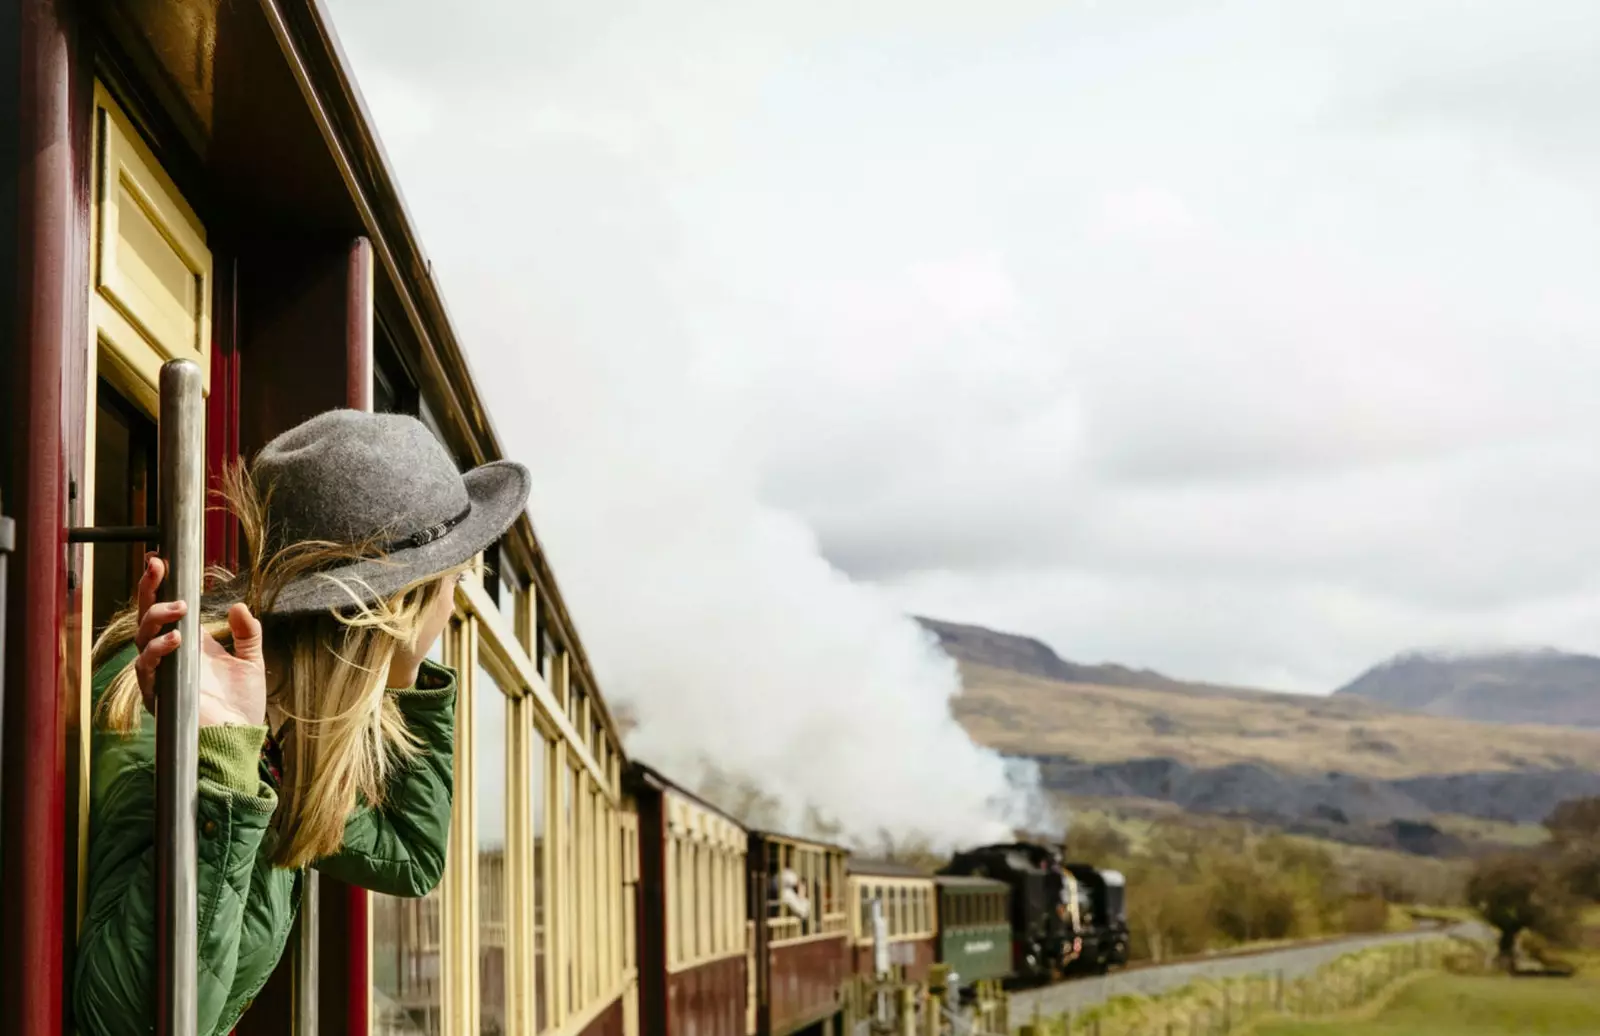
[203,460,532,617]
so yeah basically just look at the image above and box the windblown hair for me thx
[93,462,465,870]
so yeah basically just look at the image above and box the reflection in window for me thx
[564,762,576,1011]
[372,625,452,1036]
[477,666,509,1036]
[371,886,444,1036]
[530,724,547,1031]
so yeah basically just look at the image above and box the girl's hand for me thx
[199,604,267,727]
[133,554,268,727]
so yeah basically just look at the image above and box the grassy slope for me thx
[1257,962,1600,1035]
[954,661,1600,779]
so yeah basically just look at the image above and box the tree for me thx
[1546,796,1600,902]
[1466,852,1579,971]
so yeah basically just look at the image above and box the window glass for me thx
[371,887,444,1036]
[671,840,683,965]
[564,762,577,1010]
[92,381,156,637]
[476,665,509,1036]
[530,722,548,1032]
[373,625,450,1036]
[715,845,724,952]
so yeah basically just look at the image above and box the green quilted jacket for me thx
[73,645,457,1036]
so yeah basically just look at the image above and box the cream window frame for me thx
[664,790,749,973]
[846,876,937,945]
[765,840,848,946]
[409,570,632,1036]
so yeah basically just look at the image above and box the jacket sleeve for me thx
[313,660,457,898]
[73,678,276,1036]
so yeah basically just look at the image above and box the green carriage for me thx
[935,876,1012,989]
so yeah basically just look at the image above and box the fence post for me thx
[898,986,916,1036]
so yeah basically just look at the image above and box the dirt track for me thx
[1007,922,1488,1023]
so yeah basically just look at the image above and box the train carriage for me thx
[626,763,750,1036]
[844,861,937,983]
[932,877,1010,991]
[748,832,850,1036]
[0,1,637,1034]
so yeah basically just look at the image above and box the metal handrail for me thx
[60,359,204,1034]
[154,359,204,1036]
[0,499,13,892]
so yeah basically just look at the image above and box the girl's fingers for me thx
[134,599,187,652]
[134,629,182,682]
[136,555,165,623]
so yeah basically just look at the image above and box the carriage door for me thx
[72,78,213,921]
[69,80,214,1032]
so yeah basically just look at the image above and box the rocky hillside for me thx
[926,618,1600,851]
[1335,649,1600,728]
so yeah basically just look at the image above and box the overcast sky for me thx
[326,0,1600,697]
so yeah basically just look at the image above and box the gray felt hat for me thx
[205,409,531,616]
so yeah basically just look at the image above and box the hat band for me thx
[385,504,472,552]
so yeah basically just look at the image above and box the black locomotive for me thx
[940,841,1130,983]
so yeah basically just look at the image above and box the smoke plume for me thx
[323,0,1060,850]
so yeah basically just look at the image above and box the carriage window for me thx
[529,722,548,1032]
[475,665,510,1036]
[92,381,157,636]
[371,632,450,1035]
[374,336,420,417]
[564,761,578,1010]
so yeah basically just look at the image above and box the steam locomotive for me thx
[941,842,1130,983]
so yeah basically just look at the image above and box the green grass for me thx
[1256,966,1600,1036]
[1430,813,1550,849]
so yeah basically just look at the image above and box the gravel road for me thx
[1008,923,1488,1023]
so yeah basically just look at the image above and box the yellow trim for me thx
[544,976,636,1036]
[91,83,212,401]
[766,928,849,949]
[461,578,613,796]
[666,947,748,975]
[847,876,937,944]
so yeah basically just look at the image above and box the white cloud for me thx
[325,0,1600,805]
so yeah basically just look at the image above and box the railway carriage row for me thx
[0,2,1126,1035]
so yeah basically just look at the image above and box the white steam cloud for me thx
[455,267,1053,849]
[323,0,1061,850]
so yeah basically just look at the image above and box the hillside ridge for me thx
[916,616,1271,699]
[1336,648,1600,728]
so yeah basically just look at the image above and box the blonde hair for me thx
[93,462,467,870]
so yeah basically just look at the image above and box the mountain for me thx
[923,617,1600,850]
[1335,649,1600,728]
[917,617,1269,699]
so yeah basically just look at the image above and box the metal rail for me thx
[0,499,13,891]
[67,524,160,544]
[154,359,204,1036]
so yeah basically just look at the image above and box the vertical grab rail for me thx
[0,495,13,890]
[154,358,205,1036]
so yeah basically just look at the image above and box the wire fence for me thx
[1013,936,1466,1036]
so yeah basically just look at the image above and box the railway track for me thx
[1008,921,1489,1021]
